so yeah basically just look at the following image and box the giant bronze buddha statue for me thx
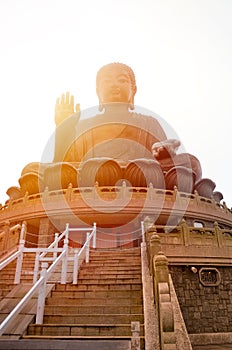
[14,63,218,200]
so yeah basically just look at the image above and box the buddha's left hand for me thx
[152,139,181,160]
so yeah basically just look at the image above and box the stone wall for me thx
[170,266,232,333]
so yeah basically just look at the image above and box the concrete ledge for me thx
[189,332,232,346]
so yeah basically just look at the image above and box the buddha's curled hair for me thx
[96,62,137,91]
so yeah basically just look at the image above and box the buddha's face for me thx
[97,65,135,105]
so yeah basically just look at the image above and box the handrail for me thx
[0,247,67,335]
[0,250,20,272]
[72,223,96,284]
[39,224,68,260]
[0,222,97,334]
[33,223,69,283]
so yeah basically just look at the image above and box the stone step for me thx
[79,266,141,276]
[192,344,232,349]
[27,323,144,337]
[86,252,140,257]
[43,313,144,324]
[89,251,140,255]
[85,263,141,269]
[0,283,15,289]
[0,268,15,275]
[55,282,142,291]
[80,263,141,269]
[44,304,143,315]
[0,273,15,279]
[0,273,33,280]
[50,289,142,299]
[46,296,142,306]
[89,252,140,257]
[81,265,141,271]
[80,265,141,272]
[75,278,142,284]
[0,339,131,350]
[0,265,34,273]
[88,258,141,263]
[90,247,140,253]
[77,274,142,281]
[89,253,141,257]
[0,281,33,301]
[89,252,140,256]
[0,284,55,336]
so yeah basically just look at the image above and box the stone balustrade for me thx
[146,232,192,349]
[0,184,231,228]
[0,222,23,258]
[145,221,232,265]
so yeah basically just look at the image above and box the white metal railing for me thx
[141,221,145,243]
[32,223,69,284]
[0,222,97,335]
[0,244,68,335]
[71,222,97,284]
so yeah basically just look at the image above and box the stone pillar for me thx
[38,218,56,247]
[180,219,189,246]
[214,221,223,248]
[2,220,10,251]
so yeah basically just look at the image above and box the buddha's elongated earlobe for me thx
[129,85,136,110]
[98,103,104,112]
[129,97,135,111]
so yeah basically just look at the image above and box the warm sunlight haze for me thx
[0,0,232,205]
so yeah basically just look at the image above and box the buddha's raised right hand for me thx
[54,92,80,127]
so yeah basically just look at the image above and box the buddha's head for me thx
[96,63,137,110]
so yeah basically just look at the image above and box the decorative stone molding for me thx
[199,267,221,287]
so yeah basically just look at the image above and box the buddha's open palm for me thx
[54,92,80,126]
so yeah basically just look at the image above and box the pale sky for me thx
[0,0,232,206]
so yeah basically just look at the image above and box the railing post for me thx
[93,222,97,248]
[36,262,48,324]
[73,249,79,285]
[121,180,127,199]
[85,232,90,263]
[149,234,162,275]
[14,238,25,284]
[147,183,154,200]
[141,221,145,243]
[61,224,69,284]
[20,222,27,241]
[153,252,175,350]
[33,251,40,284]
[53,233,59,260]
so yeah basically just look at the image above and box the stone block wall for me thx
[169,266,232,333]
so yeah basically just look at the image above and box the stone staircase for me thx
[0,252,55,347]
[23,247,144,349]
[0,252,35,301]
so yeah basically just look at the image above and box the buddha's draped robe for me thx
[53,108,167,164]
